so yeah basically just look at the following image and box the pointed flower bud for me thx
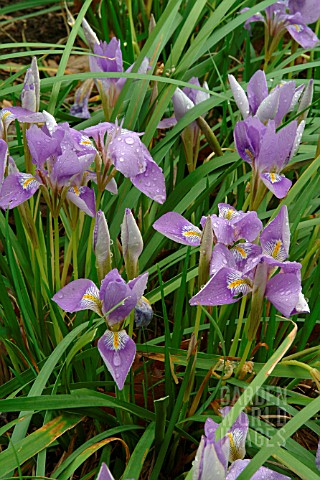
[82,18,99,50]
[93,210,112,282]
[134,297,153,328]
[121,208,143,279]
[198,215,213,288]
[297,79,313,122]
[21,57,40,112]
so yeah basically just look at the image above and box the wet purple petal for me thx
[274,81,296,126]
[190,267,252,306]
[128,272,149,301]
[256,88,280,124]
[266,273,301,317]
[286,21,319,48]
[108,129,146,177]
[98,330,136,390]
[210,243,236,277]
[131,156,166,203]
[0,172,40,210]
[227,459,291,480]
[100,269,138,324]
[0,139,8,185]
[192,434,228,480]
[231,243,262,275]
[96,463,114,480]
[260,206,290,261]
[52,279,102,315]
[288,0,320,24]
[26,125,63,169]
[93,38,123,76]
[247,70,268,115]
[260,173,292,199]
[153,212,202,246]
[66,186,96,217]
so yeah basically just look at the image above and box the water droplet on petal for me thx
[125,137,134,145]
[119,157,124,162]
[58,293,64,299]
[113,352,121,367]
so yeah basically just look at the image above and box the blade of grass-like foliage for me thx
[149,358,194,480]
[0,389,155,420]
[9,322,91,446]
[237,396,320,479]
[57,436,130,480]
[52,425,142,477]
[215,323,297,440]
[0,414,81,479]
[122,422,155,479]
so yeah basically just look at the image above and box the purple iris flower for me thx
[78,19,149,119]
[153,205,262,248]
[52,269,148,390]
[193,413,290,479]
[190,207,309,318]
[202,203,262,246]
[0,114,97,216]
[228,70,308,127]
[234,117,304,198]
[82,122,166,204]
[243,1,320,49]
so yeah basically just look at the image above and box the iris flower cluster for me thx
[154,205,309,319]
[228,69,313,203]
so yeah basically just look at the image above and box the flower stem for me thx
[54,215,60,290]
[229,296,246,358]
[72,222,79,280]
[236,339,252,377]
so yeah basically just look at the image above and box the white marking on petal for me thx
[181,225,202,243]
[264,172,283,184]
[263,239,286,261]
[80,285,102,314]
[102,330,128,351]
[227,272,252,296]
[219,205,240,220]
[18,174,39,191]
[232,244,252,261]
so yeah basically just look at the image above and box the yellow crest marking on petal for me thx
[228,279,249,290]
[227,432,242,462]
[292,24,302,32]
[82,293,99,304]
[113,332,120,350]
[22,177,36,189]
[72,186,80,196]
[269,172,277,183]
[234,245,247,259]
[272,240,282,259]
[182,230,201,238]
[2,110,12,120]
